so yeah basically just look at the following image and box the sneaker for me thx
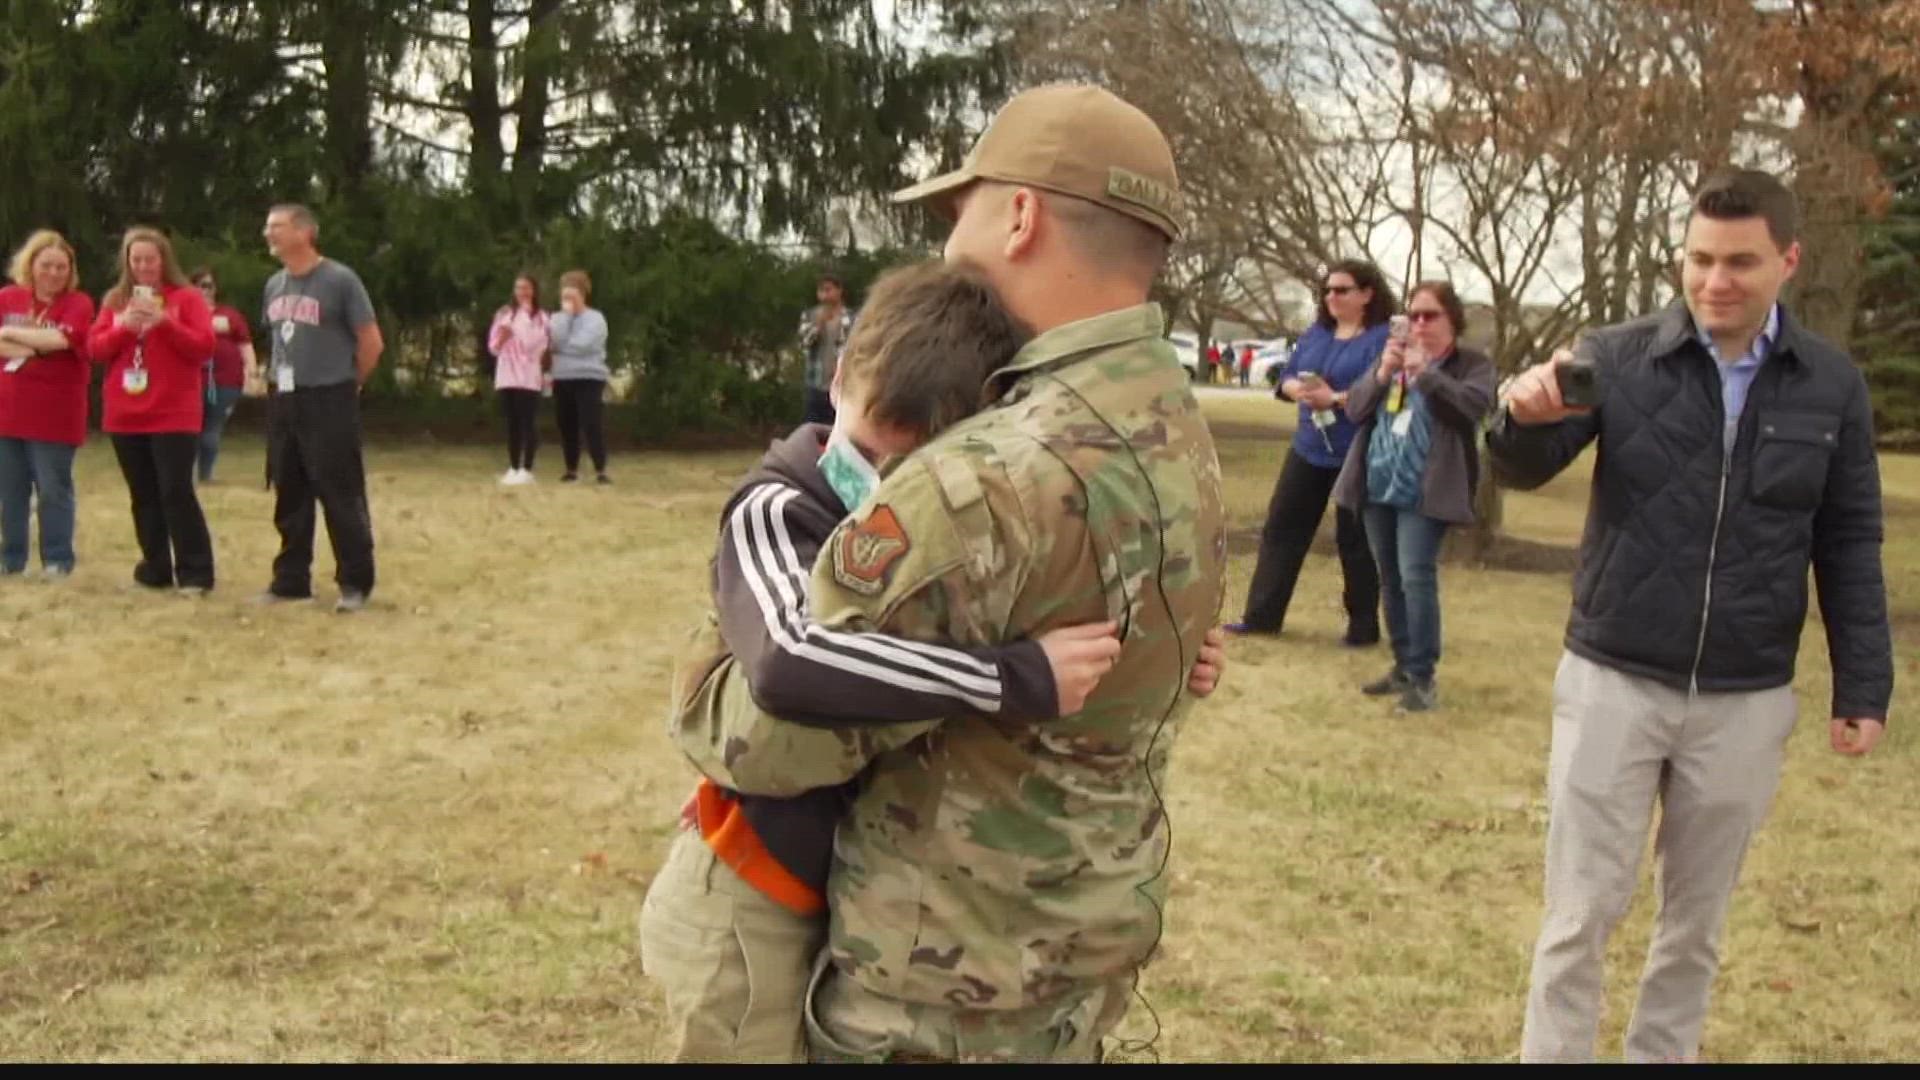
[499,468,520,486]
[1222,621,1278,636]
[335,590,369,614]
[41,566,72,582]
[176,585,210,599]
[251,589,313,606]
[1398,679,1439,713]
[510,469,536,486]
[561,472,579,484]
[0,565,24,578]
[595,472,612,486]
[1342,627,1381,648]
[1362,669,1411,696]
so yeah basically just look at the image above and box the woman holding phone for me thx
[488,273,550,486]
[87,227,218,594]
[547,269,612,484]
[1228,259,1395,643]
[1332,281,1496,711]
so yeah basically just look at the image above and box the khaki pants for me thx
[803,950,1132,1063]
[1521,651,1798,1063]
[638,829,825,1063]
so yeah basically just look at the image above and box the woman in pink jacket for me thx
[489,274,550,486]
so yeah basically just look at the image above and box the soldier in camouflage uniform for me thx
[669,83,1228,1062]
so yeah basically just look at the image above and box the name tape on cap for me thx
[1107,166,1181,222]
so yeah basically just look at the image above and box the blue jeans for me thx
[1363,503,1449,682]
[0,437,78,572]
[199,386,244,482]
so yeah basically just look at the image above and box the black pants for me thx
[263,388,277,489]
[1239,448,1379,638]
[270,382,375,598]
[802,386,836,426]
[110,433,214,589]
[501,388,540,471]
[553,378,608,475]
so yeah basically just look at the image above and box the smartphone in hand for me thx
[1555,353,1601,408]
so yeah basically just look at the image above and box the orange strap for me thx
[695,780,826,918]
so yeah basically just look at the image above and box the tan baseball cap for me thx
[891,83,1185,241]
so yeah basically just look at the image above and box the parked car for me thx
[1251,341,1292,386]
[1168,332,1202,382]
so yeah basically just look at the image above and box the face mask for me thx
[820,427,881,511]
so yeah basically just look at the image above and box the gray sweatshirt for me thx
[548,308,610,381]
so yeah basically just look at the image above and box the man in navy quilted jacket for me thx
[1489,168,1892,1063]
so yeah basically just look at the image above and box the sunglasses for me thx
[1324,285,1358,296]
[1406,310,1447,324]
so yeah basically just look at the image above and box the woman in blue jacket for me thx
[1228,259,1394,643]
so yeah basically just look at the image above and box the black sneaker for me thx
[1398,679,1439,713]
[1362,669,1411,696]
[595,472,612,486]
[335,591,369,614]
[561,472,579,484]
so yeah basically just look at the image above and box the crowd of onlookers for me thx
[0,213,623,601]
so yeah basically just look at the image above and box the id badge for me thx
[1392,408,1415,437]
[277,366,296,393]
[123,366,149,395]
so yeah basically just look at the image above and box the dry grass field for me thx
[3,389,1916,1062]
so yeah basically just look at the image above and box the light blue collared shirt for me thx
[1696,304,1779,453]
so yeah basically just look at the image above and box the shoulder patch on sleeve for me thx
[831,504,911,595]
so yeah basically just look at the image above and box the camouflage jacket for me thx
[671,303,1227,1011]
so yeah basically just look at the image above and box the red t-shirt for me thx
[88,283,216,435]
[208,304,252,389]
[0,285,95,446]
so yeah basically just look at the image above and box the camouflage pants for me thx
[802,950,1132,1063]
[638,829,826,1063]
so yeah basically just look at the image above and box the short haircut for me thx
[817,270,845,289]
[269,203,320,237]
[559,269,592,303]
[1407,280,1468,337]
[837,260,1032,441]
[189,265,216,286]
[1046,188,1171,283]
[8,229,79,291]
[1692,169,1799,249]
[1315,259,1397,330]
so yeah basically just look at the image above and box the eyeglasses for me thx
[1324,285,1357,296]
[1407,310,1447,324]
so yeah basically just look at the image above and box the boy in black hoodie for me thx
[639,261,1225,1062]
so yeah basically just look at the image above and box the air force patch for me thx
[832,504,910,595]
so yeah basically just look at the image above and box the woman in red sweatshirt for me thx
[87,227,217,594]
[0,229,94,580]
